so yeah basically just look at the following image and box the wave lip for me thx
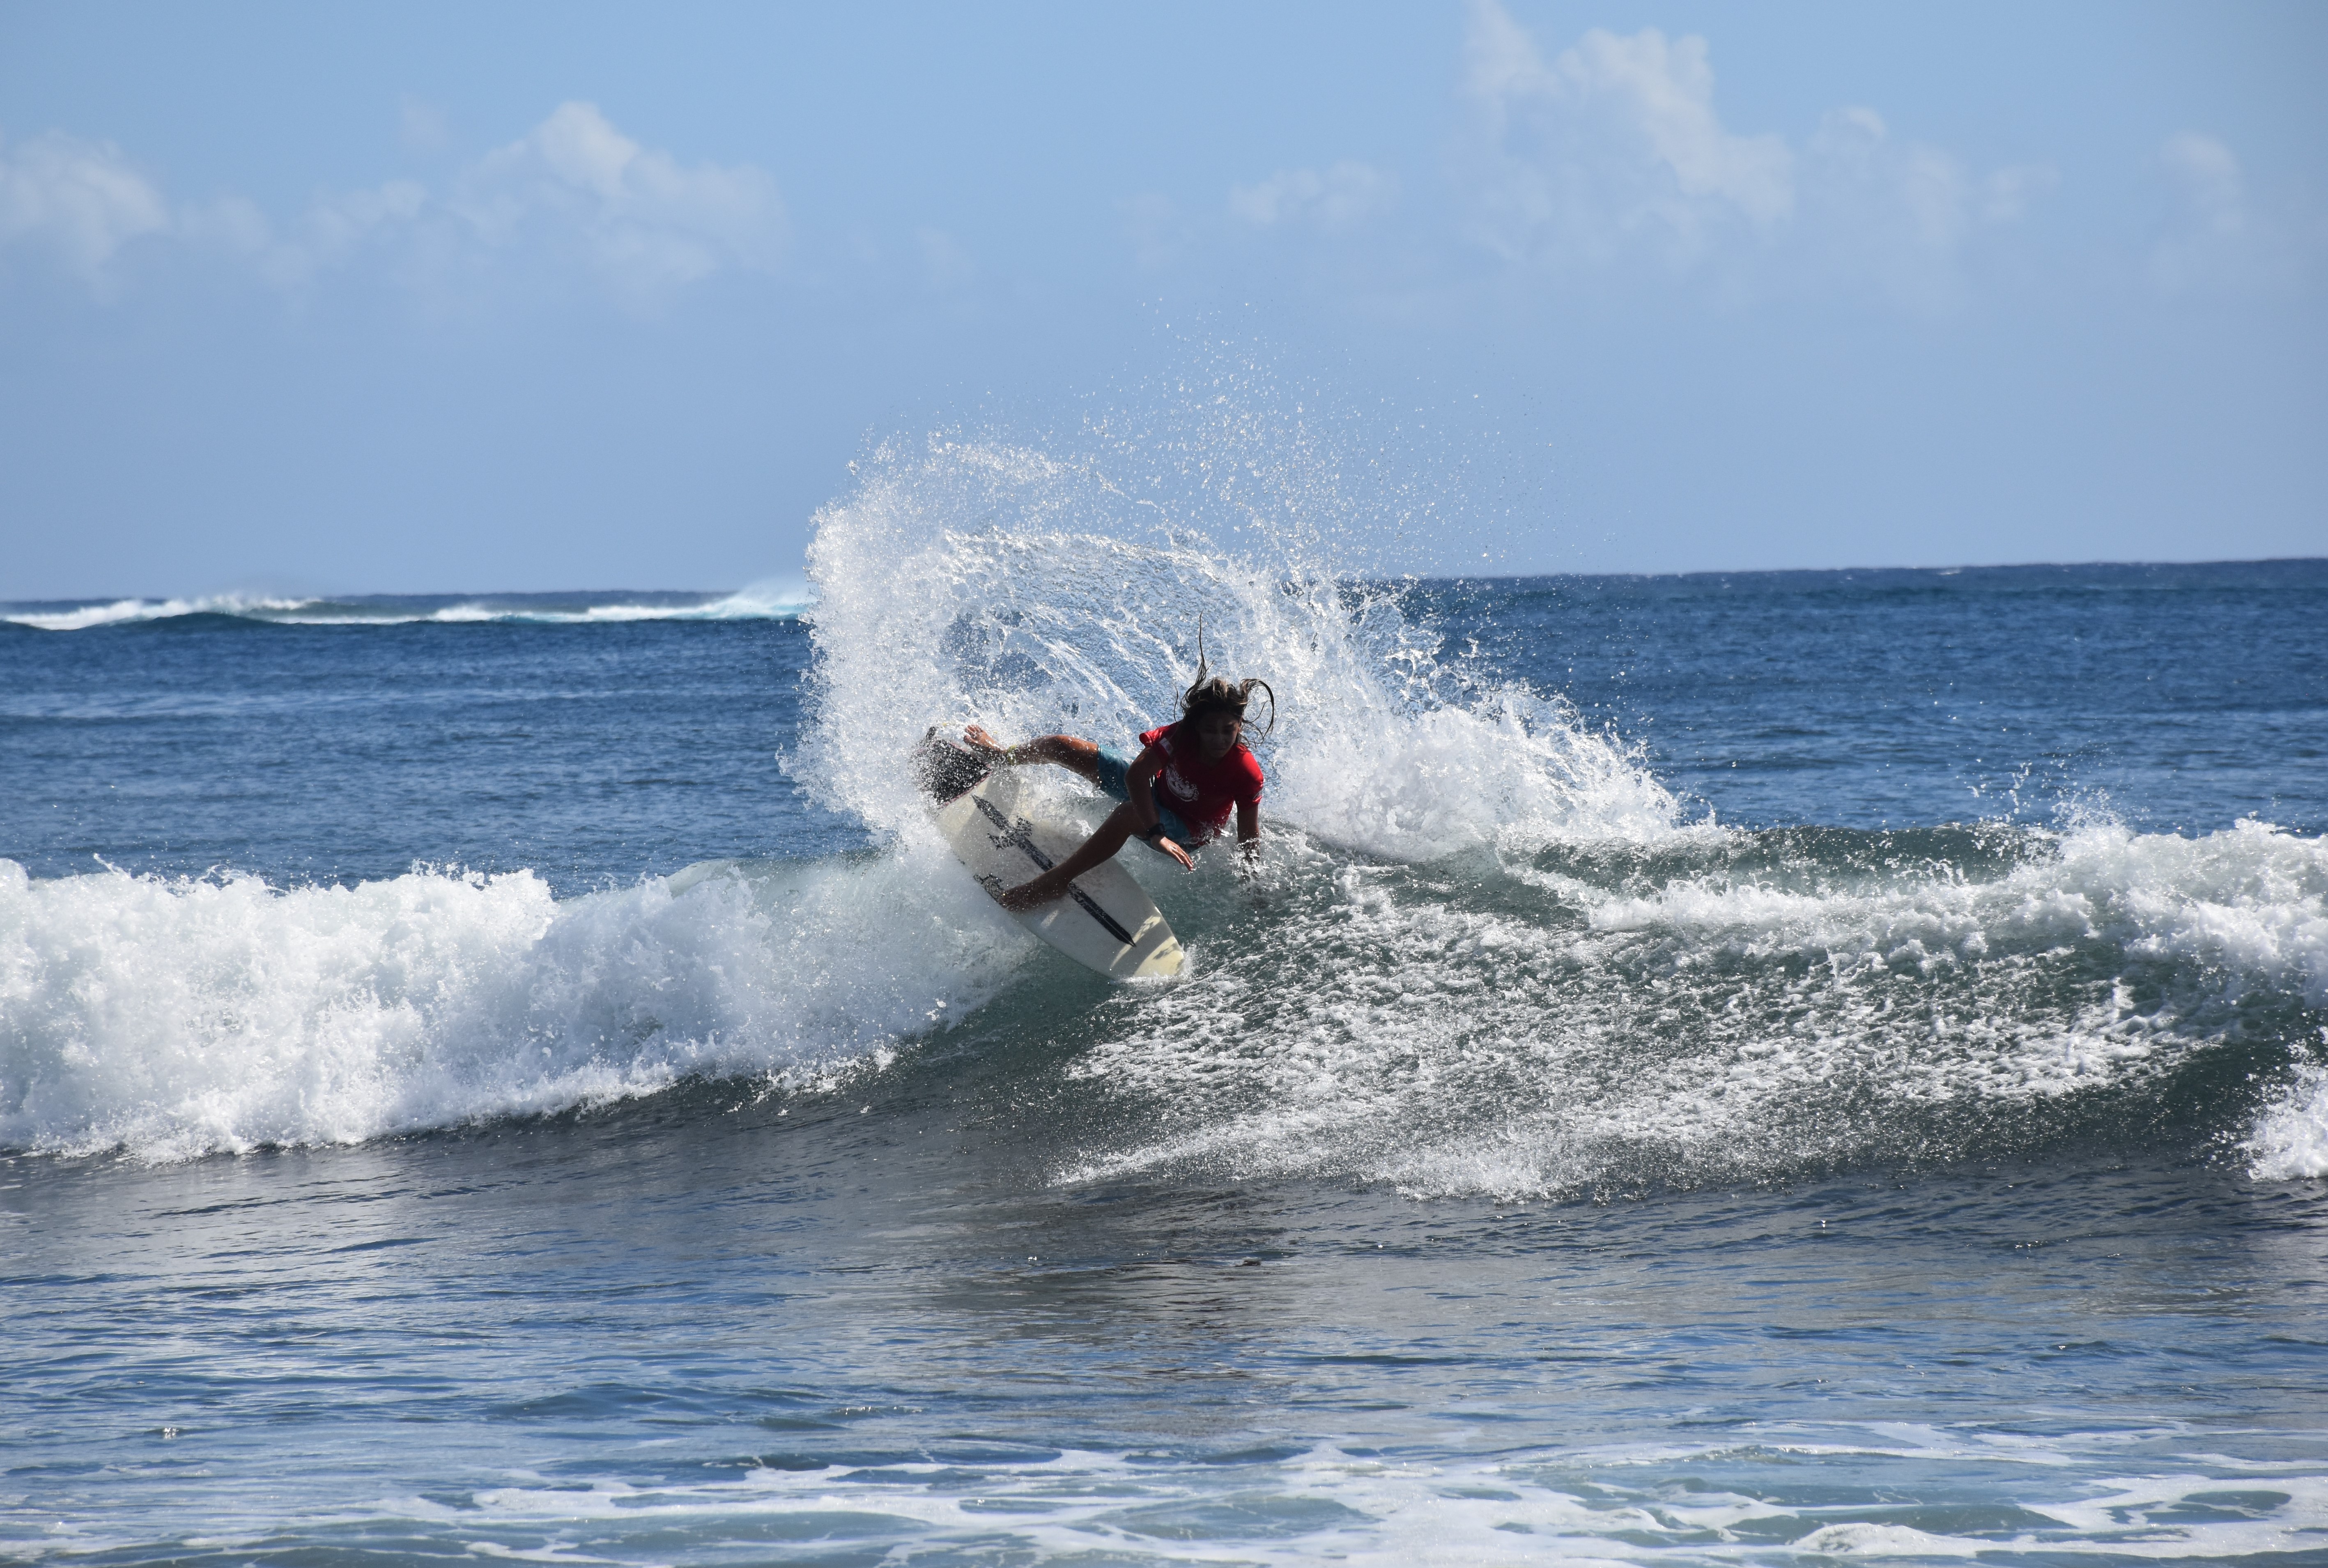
[4,593,315,631]
[1,581,816,631]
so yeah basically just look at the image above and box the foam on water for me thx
[1059,816,2328,1197]
[0,852,1027,1160]
[792,431,2326,1195]
[0,581,813,630]
[10,1429,2316,1565]
[5,592,322,631]
[2243,1063,2328,1180]
[2,418,1668,1166]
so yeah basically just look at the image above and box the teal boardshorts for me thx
[1094,743,1202,845]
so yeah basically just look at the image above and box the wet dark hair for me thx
[1176,623,1275,744]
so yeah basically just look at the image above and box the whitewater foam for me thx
[0,849,1023,1160]
[1062,816,2328,1198]
[2243,1064,2328,1180]
[0,422,1699,1164]
[1,582,814,631]
[28,1430,2314,1566]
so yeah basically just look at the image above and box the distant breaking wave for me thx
[0,582,815,631]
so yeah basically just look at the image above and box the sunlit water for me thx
[3,440,2324,1563]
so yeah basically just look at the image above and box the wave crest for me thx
[0,853,1022,1160]
[2,582,813,631]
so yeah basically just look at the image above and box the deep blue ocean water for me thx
[4,499,2326,1561]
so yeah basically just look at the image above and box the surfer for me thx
[959,667,1274,912]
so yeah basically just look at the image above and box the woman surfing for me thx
[956,662,1273,912]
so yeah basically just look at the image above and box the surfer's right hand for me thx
[995,875,1056,912]
[1149,835,1195,871]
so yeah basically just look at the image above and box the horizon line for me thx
[7,554,2324,609]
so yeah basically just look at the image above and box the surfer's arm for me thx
[1124,743,1166,831]
[1235,798,1264,876]
[1126,745,1195,870]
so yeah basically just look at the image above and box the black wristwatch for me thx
[1142,823,1167,843]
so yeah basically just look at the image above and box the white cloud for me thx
[1229,161,1398,229]
[2143,132,2323,296]
[1462,4,1791,267]
[455,101,788,296]
[1981,163,2054,226]
[2160,133,2244,235]
[0,129,170,282]
[1797,106,2055,308]
[182,180,430,291]
[3,102,787,306]
[1457,0,2051,303]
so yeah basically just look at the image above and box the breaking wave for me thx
[2,428,2321,1184]
[0,853,1020,1161]
[1,582,814,631]
[1062,816,2328,1197]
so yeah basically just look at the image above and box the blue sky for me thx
[2,1,2321,597]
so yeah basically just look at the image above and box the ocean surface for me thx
[3,446,2325,1564]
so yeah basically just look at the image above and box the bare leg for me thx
[962,727,1103,786]
[997,804,1140,911]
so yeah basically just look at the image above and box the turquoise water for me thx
[3,445,2324,1562]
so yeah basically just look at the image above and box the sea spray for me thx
[793,432,1677,855]
[2244,1064,2328,1180]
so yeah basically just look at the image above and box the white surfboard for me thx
[934,768,1187,981]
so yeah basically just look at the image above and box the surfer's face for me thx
[1193,709,1242,760]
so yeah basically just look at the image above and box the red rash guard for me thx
[1140,724,1265,841]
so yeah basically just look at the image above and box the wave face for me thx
[5,823,2315,1179]
[0,582,812,630]
[1065,817,2328,1195]
[1,429,2322,1183]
